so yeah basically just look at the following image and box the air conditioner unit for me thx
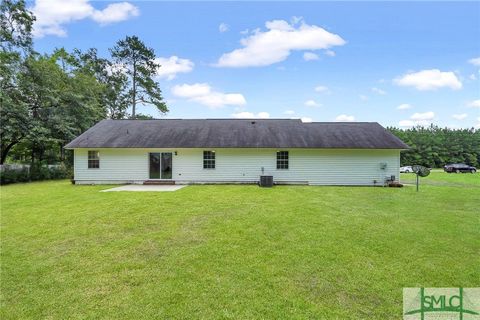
[259,175,273,187]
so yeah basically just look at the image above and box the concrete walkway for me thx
[101,185,186,192]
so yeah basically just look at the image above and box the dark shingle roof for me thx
[65,119,408,149]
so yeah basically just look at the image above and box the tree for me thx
[110,35,167,118]
[388,125,480,168]
[0,0,35,164]
[134,113,154,120]
[0,90,30,164]
[0,0,34,54]
[2,12,169,165]
[19,51,105,164]
[74,48,130,119]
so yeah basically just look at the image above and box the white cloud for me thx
[397,103,412,110]
[31,0,139,37]
[301,117,313,123]
[371,87,386,95]
[467,99,480,108]
[232,111,270,119]
[399,111,435,127]
[215,17,346,67]
[314,85,329,93]
[303,52,319,61]
[335,114,355,122]
[411,111,435,121]
[283,110,295,115]
[394,69,462,91]
[476,117,480,129]
[219,23,229,33]
[324,50,335,57]
[304,100,320,107]
[155,56,194,81]
[172,83,210,98]
[171,83,246,109]
[359,95,368,101]
[470,74,477,80]
[91,2,139,25]
[468,57,480,66]
[452,113,468,120]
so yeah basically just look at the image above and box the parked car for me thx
[400,166,414,173]
[444,163,477,173]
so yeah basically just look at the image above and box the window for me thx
[276,151,289,169]
[203,151,215,169]
[88,150,100,169]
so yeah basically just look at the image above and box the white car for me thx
[400,166,414,173]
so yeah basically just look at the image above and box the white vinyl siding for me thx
[73,148,400,185]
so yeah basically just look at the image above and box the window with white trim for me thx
[203,151,215,169]
[88,150,100,169]
[276,151,289,169]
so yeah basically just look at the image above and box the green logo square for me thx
[404,288,480,319]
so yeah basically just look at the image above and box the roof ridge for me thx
[65,119,409,149]
[102,119,378,124]
[305,122,377,124]
[104,118,302,121]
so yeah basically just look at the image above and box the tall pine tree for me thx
[110,36,167,118]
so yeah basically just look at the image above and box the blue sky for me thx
[31,1,480,128]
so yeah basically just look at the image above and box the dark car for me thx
[444,163,477,173]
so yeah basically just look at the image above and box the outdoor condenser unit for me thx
[259,175,273,187]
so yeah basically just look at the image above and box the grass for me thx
[401,169,480,187]
[1,173,479,319]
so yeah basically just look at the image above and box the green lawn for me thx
[401,169,479,187]
[1,173,479,319]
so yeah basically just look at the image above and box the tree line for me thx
[1,0,167,165]
[388,126,480,168]
[1,1,479,170]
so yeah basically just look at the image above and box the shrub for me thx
[0,164,72,185]
[0,167,30,185]
[30,164,50,181]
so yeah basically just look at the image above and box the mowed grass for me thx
[401,169,479,187]
[1,173,479,319]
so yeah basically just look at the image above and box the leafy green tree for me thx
[110,35,167,118]
[388,125,480,168]
[1,4,168,167]
[0,0,34,164]
[134,113,155,120]
[4,49,104,164]
[74,48,130,119]
[0,0,34,54]
[0,90,30,164]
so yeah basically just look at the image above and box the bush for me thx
[0,164,72,185]
[30,164,50,181]
[0,167,30,185]
[50,163,71,179]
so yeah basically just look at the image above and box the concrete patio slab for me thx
[101,185,186,192]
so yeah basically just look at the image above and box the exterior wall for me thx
[73,148,400,186]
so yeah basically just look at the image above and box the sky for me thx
[30,1,480,128]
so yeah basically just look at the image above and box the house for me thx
[65,119,408,185]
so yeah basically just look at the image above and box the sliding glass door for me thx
[149,153,161,179]
[161,153,172,179]
[149,152,172,179]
